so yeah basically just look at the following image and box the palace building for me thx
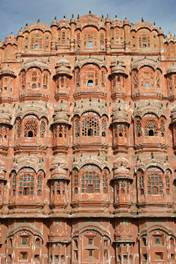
[0,12,176,263]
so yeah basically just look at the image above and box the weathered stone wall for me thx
[0,12,175,263]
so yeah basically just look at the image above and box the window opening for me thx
[87,79,94,87]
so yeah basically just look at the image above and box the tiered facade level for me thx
[1,12,176,263]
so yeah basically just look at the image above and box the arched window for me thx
[21,71,26,89]
[16,118,21,137]
[24,118,38,137]
[137,169,144,195]
[140,66,154,89]
[24,36,28,49]
[58,125,66,138]
[74,118,80,137]
[43,72,49,88]
[73,169,79,194]
[37,171,43,195]
[86,34,93,49]
[35,237,41,247]
[145,119,157,136]
[40,120,46,138]
[136,118,142,137]
[31,33,42,49]
[160,119,165,137]
[165,169,171,194]
[139,34,150,48]
[75,68,80,86]
[2,77,10,91]
[12,172,17,196]
[87,79,94,87]
[101,69,106,86]
[101,117,107,137]
[44,34,49,49]
[31,70,41,89]
[147,168,163,195]
[81,165,100,193]
[77,32,81,47]
[100,32,105,48]
[81,113,100,136]
[19,171,34,195]
[61,31,66,44]
[103,169,108,193]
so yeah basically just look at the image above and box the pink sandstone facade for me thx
[0,12,176,263]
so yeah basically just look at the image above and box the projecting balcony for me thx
[71,192,110,213]
[73,136,107,150]
[8,195,45,209]
[14,136,48,154]
[19,88,49,102]
[135,136,167,151]
[132,90,163,100]
[73,85,107,99]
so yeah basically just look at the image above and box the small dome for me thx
[51,110,70,126]
[166,64,176,75]
[110,65,128,77]
[112,109,129,124]
[114,165,129,176]
[49,166,70,182]
[0,69,16,78]
[55,58,72,77]
[112,162,133,182]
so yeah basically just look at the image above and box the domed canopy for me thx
[51,110,70,127]
[109,65,128,78]
[54,58,72,77]
[166,64,176,75]
[49,166,70,182]
[111,163,133,182]
[112,109,129,124]
[0,69,16,78]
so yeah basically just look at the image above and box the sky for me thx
[0,0,176,40]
